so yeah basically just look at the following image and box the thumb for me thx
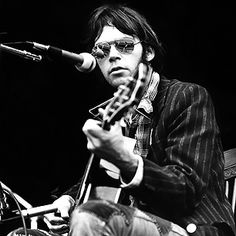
[54,195,75,218]
[59,205,70,218]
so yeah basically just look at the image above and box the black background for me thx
[0,0,234,232]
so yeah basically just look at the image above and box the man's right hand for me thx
[43,195,75,234]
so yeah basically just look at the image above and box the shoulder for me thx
[158,76,214,113]
[161,76,211,101]
[167,77,208,95]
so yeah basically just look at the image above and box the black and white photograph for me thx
[0,1,235,235]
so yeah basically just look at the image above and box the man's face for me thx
[94,26,143,88]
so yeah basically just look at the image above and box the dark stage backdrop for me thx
[0,0,234,231]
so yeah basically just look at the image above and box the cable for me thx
[2,187,28,236]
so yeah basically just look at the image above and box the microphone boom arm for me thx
[0,44,42,62]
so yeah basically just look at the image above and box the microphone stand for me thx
[0,181,45,229]
[0,44,42,62]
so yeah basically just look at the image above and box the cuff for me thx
[120,155,144,188]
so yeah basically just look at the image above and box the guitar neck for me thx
[76,63,147,205]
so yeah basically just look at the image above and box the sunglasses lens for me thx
[98,43,110,56]
[116,41,134,53]
[92,43,110,58]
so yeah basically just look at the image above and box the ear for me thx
[144,46,155,62]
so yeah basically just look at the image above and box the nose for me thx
[108,45,121,61]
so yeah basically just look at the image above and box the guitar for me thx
[76,63,147,205]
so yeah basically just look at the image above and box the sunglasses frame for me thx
[92,39,142,59]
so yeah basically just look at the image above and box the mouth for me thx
[109,67,126,74]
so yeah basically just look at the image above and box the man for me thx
[8,3,236,236]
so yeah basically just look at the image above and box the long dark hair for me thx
[85,3,165,73]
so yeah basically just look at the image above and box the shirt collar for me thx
[137,69,160,114]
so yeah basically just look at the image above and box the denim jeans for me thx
[69,200,189,236]
[7,200,189,236]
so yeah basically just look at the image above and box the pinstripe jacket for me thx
[64,75,235,235]
[127,76,236,235]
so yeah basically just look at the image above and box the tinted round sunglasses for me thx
[91,39,142,59]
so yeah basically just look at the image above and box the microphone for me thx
[20,204,58,218]
[0,44,42,62]
[27,41,96,73]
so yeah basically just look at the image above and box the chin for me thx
[110,73,132,85]
[111,77,128,87]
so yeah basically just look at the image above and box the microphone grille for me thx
[75,53,96,73]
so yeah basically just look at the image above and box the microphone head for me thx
[75,52,96,73]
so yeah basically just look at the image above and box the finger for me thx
[82,119,102,134]
[87,138,94,150]
[44,217,69,235]
[98,108,105,116]
[119,117,127,128]
[49,224,69,235]
[110,121,123,133]
[60,207,70,219]
[44,215,68,226]
[43,216,53,229]
[48,224,69,235]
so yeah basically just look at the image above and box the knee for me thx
[69,210,107,235]
[6,228,49,236]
